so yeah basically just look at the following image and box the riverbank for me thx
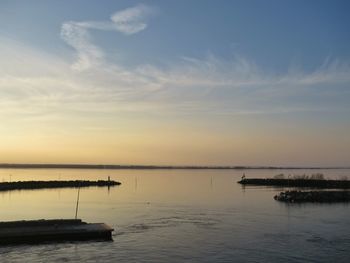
[0,180,121,191]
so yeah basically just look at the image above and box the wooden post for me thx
[75,187,80,219]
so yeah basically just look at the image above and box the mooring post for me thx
[288,174,291,188]
[75,187,81,219]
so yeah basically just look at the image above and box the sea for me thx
[0,168,349,262]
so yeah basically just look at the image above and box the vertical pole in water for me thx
[107,176,111,194]
[288,174,291,189]
[75,187,80,219]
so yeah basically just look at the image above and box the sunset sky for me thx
[0,0,349,166]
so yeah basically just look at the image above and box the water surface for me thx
[0,169,349,262]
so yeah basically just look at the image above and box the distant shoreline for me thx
[0,163,349,170]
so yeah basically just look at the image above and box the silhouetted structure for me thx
[274,190,350,203]
[0,219,113,244]
[0,180,121,192]
[238,178,350,189]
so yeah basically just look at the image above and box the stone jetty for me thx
[238,178,350,189]
[274,190,350,203]
[0,180,121,192]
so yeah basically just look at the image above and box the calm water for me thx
[0,169,349,262]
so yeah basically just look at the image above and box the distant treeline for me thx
[0,163,348,170]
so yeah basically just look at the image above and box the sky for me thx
[0,0,349,166]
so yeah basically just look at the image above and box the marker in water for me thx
[75,187,81,219]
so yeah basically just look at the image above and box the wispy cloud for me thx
[110,4,154,35]
[1,4,350,128]
[1,37,349,122]
[61,22,103,71]
[61,4,154,71]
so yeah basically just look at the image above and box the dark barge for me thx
[0,219,114,245]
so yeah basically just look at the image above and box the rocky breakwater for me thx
[274,190,350,203]
[237,178,350,189]
[0,180,121,192]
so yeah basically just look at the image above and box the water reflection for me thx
[0,168,349,262]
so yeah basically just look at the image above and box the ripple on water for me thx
[115,214,221,236]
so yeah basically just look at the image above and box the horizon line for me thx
[0,163,349,170]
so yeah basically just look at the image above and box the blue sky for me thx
[0,1,349,165]
[1,0,349,70]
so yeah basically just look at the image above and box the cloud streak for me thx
[1,4,350,127]
[110,4,154,34]
[1,37,350,123]
[61,4,154,71]
[61,23,103,71]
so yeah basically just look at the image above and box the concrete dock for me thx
[0,219,114,244]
